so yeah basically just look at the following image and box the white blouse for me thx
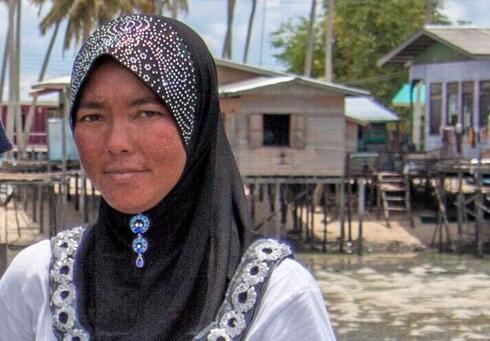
[0,240,336,341]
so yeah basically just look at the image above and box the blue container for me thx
[47,118,79,161]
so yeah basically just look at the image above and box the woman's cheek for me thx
[74,129,102,170]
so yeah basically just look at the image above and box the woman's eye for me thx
[78,113,103,122]
[138,111,163,119]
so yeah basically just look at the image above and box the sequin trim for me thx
[70,15,197,145]
[194,239,292,341]
[49,230,291,341]
[49,226,89,341]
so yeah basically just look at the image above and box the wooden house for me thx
[378,26,490,158]
[216,59,367,177]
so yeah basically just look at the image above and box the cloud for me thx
[441,0,490,26]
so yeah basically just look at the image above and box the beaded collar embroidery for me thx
[49,227,292,340]
[129,213,151,268]
[49,226,89,341]
[70,15,197,145]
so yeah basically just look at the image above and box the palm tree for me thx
[222,0,236,59]
[243,0,257,63]
[156,0,189,18]
[304,0,317,77]
[0,0,21,158]
[30,0,155,51]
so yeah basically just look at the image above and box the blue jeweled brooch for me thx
[129,213,150,268]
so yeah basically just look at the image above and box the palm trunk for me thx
[325,0,334,82]
[171,1,178,18]
[23,21,61,152]
[0,26,9,104]
[14,0,25,157]
[426,0,433,24]
[222,0,236,59]
[243,0,257,63]
[304,0,316,77]
[5,0,17,159]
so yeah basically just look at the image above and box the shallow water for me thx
[297,252,490,341]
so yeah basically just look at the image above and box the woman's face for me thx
[74,60,186,214]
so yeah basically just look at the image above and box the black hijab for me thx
[70,15,252,340]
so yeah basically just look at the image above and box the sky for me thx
[1,0,490,101]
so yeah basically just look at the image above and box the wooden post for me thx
[280,184,287,225]
[250,183,256,226]
[475,157,483,257]
[299,187,304,239]
[310,185,315,248]
[339,179,346,253]
[475,188,483,257]
[322,184,329,252]
[292,198,298,232]
[357,178,365,255]
[347,170,352,242]
[39,184,45,233]
[275,182,281,238]
[305,188,310,242]
[456,167,464,253]
[0,243,7,278]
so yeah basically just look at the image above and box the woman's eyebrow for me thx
[128,97,163,107]
[77,100,104,110]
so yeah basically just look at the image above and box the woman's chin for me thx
[104,197,153,214]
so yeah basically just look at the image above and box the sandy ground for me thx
[299,252,490,340]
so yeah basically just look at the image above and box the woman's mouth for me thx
[103,169,149,181]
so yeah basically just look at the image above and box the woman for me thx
[0,15,335,340]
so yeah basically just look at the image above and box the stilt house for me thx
[216,59,367,177]
[378,26,490,158]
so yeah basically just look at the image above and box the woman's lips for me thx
[103,169,149,181]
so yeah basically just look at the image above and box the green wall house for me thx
[379,26,490,158]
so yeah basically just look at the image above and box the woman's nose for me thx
[105,120,132,155]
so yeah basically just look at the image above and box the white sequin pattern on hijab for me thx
[70,15,197,145]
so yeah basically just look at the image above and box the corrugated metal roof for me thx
[426,27,490,56]
[219,76,369,96]
[215,58,287,77]
[345,97,399,124]
[378,26,490,67]
[31,76,71,91]
[219,77,294,94]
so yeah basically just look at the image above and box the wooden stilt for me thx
[274,182,281,238]
[322,184,329,252]
[250,183,256,226]
[280,184,287,225]
[310,185,315,248]
[339,179,346,253]
[456,168,464,253]
[358,178,365,256]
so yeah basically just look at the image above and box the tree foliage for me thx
[271,0,449,103]
[30,0,171,50]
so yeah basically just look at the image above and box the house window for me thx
[479,81,490,132]
[429,83,442,135]
[446,82,458,125]
[462,81,474,132]
[263,114,290,146]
